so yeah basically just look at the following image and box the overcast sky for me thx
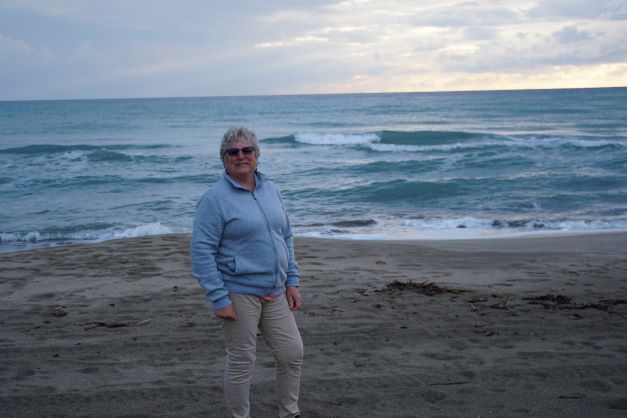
[1,0,626,100]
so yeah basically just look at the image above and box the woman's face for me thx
[224,138,258,180]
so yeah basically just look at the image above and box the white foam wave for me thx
[546,219,627,231]
[370,137,625,153]
[0,231,43,243]
[406,217,627,234]
[366,139,510,153]
[403,217,494,231]
[508,136,624,149]
[292,132,625,153]
[295,217,627,240]
[0,222,187,245]
[367,143,422,152]
[97,222,180,240]
[294,132,379,146]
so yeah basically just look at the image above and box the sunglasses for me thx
[225,146,255,157]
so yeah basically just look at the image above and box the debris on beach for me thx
[576,299,627,310]
[381,280,466,296]
[524,294,627,311]
[82,319,151,330]
[466,293,511,311]
[524,294,572,306]
[50,306,67,316]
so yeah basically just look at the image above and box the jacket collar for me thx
[223,170,268,191]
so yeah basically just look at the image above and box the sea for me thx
[1,88,627,253]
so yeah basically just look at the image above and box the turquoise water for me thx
[1,88,626,252]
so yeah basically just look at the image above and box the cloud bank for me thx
[1,0,626,100]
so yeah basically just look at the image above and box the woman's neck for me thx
[230,172,256,192]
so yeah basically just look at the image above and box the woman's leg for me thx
[222,294,263,418]
[259,295,304,418]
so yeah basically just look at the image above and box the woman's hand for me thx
[286,286,301,311]
[215,304,237,321]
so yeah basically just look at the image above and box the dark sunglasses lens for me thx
[226,147,255,156]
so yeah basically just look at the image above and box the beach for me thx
[1,233,627,417]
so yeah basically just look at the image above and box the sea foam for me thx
[294,132,379,145]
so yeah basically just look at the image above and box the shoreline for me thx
[2,227,627,256]
[1,233,626,416]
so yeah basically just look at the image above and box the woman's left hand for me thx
[286,286,301,311]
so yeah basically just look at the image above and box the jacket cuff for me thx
[212,295,232,310]
[286,276,300,287]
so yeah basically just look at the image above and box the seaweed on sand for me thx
[381,280,466,296]
[524,294,627,312]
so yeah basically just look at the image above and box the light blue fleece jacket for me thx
[191,171,300,310]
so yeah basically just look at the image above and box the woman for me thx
[191,126,303,418]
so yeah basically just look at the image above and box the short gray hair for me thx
[219,126,260,166]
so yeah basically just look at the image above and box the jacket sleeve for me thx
[190,196,232,310]
[284,212,301,287]
[276,187,300,287]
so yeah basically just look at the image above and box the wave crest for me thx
[0,222,186,252]
[295,132,379,145]
[260,130,627,153]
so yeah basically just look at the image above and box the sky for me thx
[1,0,627,100]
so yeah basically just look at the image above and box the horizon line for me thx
[1,85,626,104]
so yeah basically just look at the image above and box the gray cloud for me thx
[527,0,627,20]
[553,26,594,44]
[409,3,522,27]
[435,24,627,74]
[462,27,498,41]
[0,34,32,55]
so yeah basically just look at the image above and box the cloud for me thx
[527,0,627,20]
[409,3,522,27]
[255,36,329,49]
[0,33,32,55]
[0,0,83,17]
[462,27,498,41]
[553,25,594,44]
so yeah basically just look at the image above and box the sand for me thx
[1,233,626,417]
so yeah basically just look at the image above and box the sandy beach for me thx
[1,233,626,417]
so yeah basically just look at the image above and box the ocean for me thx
[1,88,626,253]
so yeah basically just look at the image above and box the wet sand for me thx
[1,233,626,417]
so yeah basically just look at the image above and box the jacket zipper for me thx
[252,190,281,294]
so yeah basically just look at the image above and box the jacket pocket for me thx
[216,254,236,274]
[233,255,274,275]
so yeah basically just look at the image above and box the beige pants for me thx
[223,293,303,418]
